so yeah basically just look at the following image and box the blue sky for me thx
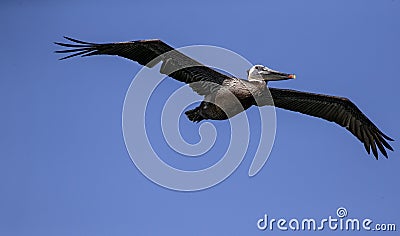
[1,0,399,235]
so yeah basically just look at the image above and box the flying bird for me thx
[55,37,394,159]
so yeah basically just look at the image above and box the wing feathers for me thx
[55,37,231,95]
[269,88,393,159]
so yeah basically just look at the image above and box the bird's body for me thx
[55,37,394,159]
[187,78,270,122]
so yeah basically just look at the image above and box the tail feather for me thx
[185,108,204,122]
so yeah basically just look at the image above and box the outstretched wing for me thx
[55,37,231,95]
[269,88,394,159]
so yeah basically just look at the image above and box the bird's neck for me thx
[248,79,267,86]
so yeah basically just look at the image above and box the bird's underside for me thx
[55,37,394,159]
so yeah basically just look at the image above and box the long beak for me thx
[260,69,296,81]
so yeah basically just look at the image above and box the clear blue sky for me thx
[1,0,399,235]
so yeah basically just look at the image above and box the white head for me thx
[247,64,296,82]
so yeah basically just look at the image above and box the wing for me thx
[54,37,232,95]
[269,88,394,159]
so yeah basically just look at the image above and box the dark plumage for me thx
[55,37,394,159]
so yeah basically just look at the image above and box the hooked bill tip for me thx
[288,74,296,79]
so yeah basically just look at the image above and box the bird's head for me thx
[247,65,296,82]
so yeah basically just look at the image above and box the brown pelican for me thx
[55,37,394,159]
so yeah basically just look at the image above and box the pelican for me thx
[55,37,394,159]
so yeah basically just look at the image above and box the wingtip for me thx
[379,131,394,141]
[63,36,95,45]
[62,36,74,43]
[53,49,67,60]
[384,135,394,142]
[58,56,69,60]
[63,36,73,41]
[371,146,378,160]
[380,149,389,159]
